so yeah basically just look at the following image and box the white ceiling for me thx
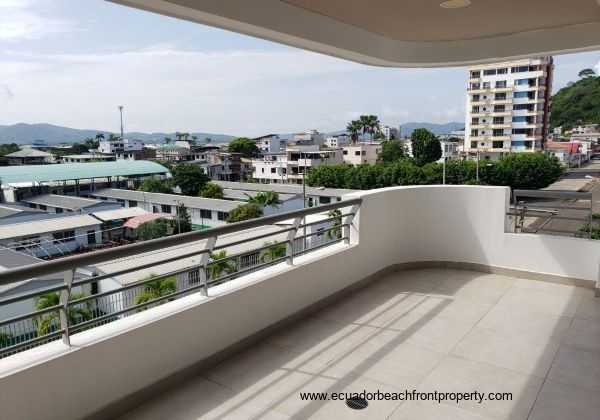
[109,0,600,67]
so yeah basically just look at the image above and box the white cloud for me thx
[0,0,80,40]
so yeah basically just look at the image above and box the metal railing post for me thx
[59,269,75,346]
[513,192,518,233]
[343,204,360,244]
[286,217,302,265]
[199,236,217,297]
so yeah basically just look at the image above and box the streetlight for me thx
[476,145,480,181]
[118,106,124,141]
[442,142,446,185]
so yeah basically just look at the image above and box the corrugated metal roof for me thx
[22,194,107,210]
[5,150,54,158]
[0,161,168,185]
[91,207,148,221]
[92,188,239,212]
[221,189,298,202]
[94,225,288,284]
[212,180,357,197]
[0,203,46,218]
[0,214,101,240]
[0,248,44,293]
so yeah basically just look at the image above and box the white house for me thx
[254,134,282,154]
[252,154,288,184]
[286,146,343,184]
[98,138,143,154]
[382,125,400,140]
[292,130,324,147]
[325,135,351,148]
[342,143,382,165]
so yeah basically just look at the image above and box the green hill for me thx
[550,75,600,129]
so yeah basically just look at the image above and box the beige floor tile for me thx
[575,296,600,323]
[405,295,493,326]
[529,381,600,420]
[451,327,559,377]
[419,356,544,419]
[389,400,488,420]
[496,286,582,317]
[548,346,600,393]
[476,305,571,344]
[511,278,594,298]
[430,274,513,304]
[563,318,600,351]
[269,372,403,420]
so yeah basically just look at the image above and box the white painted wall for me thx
[1,186,600,420]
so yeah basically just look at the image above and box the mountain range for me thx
[0,122,464,144]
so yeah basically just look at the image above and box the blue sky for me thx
[1,0,599,136]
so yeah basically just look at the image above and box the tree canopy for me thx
[170,164,208,196]
[410,128,442,166]
[199,182,224,199]
[138,176,172,194]
[227,137,260,157]
[135,218,170,240]
[550,74,600,129]
[173,203,192,233]
[226,203,263,223]
[247,191,281,208]
[378,140,407,163]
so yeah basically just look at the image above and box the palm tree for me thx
[346,120,361,145]
[34,292,92,336]
[326,209,343,240]
[107,133,119,142]
[359,115,371,142]
[207,251,237,280]
[191,135,198,145]
[246,191,282,208]
[134,274,177,306]
[164,136,172,144]
[205,136,212,145]
[578,68,596,78]
[175,131,184,141]
[182,132,190,141]
[259,241,286,263]
[95,132,105,142]
[367,115,381,143]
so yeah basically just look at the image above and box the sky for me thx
[1,0,599,137]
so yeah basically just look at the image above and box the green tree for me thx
[135,218,169,240]
[306,164,353,188]
[488,153,563,190]
[207,251,237,280]
[173,203,192,233]
[259,241,286,263]
[199,183,224,199]
[164,136,172,144]
[226,203,263,223]
[346,120,362,145]
[411,128,442,166]
[378,140,407,163]
[84,138,99,150]
[326,209,343,240]
[578,68,596,78]
[550,75,600,128]
[0,143,20,166]
[170,164,209,196]
[95,132,105,142]
[0,332,14,348]
[134,274,177,306]
[174,131,184,141]
[34,292,92,336]
[107,133,119,142]
[138,176,172,193]
[247,191,282,208]
[366,115,381,142]
[228,137,260,157]
[70,142,89,154]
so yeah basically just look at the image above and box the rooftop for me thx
[0,214,100,240]
[0,161,169,185]
[0,203,46,219]
[91,188,240,212]
[118,268,600,420]
[222,189,298,203]
[212,180,358,198]
[21,194,111,210]
[5,150,54,158]
[91,207,149,222]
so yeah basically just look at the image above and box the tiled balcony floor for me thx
[119,268,600,420]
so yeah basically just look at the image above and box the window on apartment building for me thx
[199,209,211,219]
[161,204,171,213]
[470,141,477,148]
[492,129,504,136]
[471,130,478,136]
[188,269,200,284]
[355,151,361,156]
[343,150,348,155]
[472,106,479,113]
[87,230,96,245]
[513,104,532,111]
[511,65,535,73]
[493,105,505,112]
[28,203,36,209]
[129,200,137,207]
[117,199,125,204]
[495,81,507,88]
[493,117,504,124]
[319,196,331,204]
[217,211,228,221]
[39,205,47,211]
[513,91,529,99]
[361,151,366,155]
[471,118,479,124]
[494,93,506,100]
[470,71,480,78]
[471,83,480,90]
[472,94,480,101]
[512,116,528,123]
[261,168,265,173]
[53,230,75,244]
[271,168,276,173]
[492,141,504,149]
[482,82,491,89]
[497,68,508,74]
[15,236,41,250]
[515,79,529,86]
[55,208,63,214]
[483,69,496,76]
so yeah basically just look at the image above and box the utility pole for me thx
[118,105,124,140]
[476,146,480,181]
[442,142,446,185]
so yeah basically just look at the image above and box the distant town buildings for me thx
[6,150,55,166]
[382,125,400,140]
[342,143,382,166]
[254,134,283,154]
[291,130,324,147]
[464,57,553,160]
[325,134,350,148]
[285,145,343,184]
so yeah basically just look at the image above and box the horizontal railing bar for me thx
[0,197,362,285]
[517,203,592,211]
[207,242,287,267]
[519,213,591,222]
[72,248,211,287]
[514,189,592,200]
[0,304,63,327]
[0,284,67,306]
[211,227,294,251]
[0,330,64,357]
[521,227,579,235]
[208,256,289,285]
[293,237,346,258]
[294,224,348,242]
[299,213,354,229]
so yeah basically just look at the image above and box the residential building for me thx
[155,145,209,164]
[291,130,324,147]
[2,3,600,420]
[464,57,554,160]
[325,134,351,148]
[61,154,116,164]
[254,134,282,154]
[286,146,343,184]
[0,203,49,226]
[0,214,101,258]
[382,125,400,140]
[5,150,55,166]
[439,140,460,162]
[0,161,169,203]
[342,142,382,165]
[98,138,143,155]
[208,152,248,181]
[251,154,288,184]
[21,194,121,214]
[547,141,593,166]
[570,124,600,144]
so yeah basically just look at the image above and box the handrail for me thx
[0,197,362,286]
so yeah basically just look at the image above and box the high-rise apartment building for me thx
[464,57,553,160]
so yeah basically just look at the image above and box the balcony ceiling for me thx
[110,0,600,67]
